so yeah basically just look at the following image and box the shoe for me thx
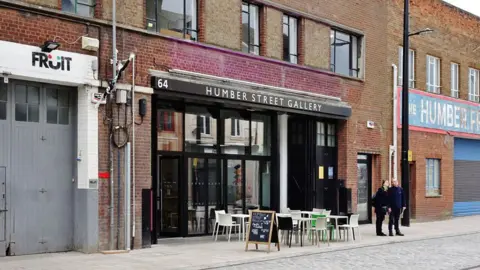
[389,232,394,236]
[396,232,404,236]
[377,232,387,236]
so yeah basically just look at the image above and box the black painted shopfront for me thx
[149,73,351,241]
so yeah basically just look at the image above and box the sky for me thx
[443,0,480,17]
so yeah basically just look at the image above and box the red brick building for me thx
[0,0,392,255]
[388,0,480,221]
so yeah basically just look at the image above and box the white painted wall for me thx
[77,86,99,189]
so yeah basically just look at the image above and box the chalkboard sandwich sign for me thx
[245,210,279,253]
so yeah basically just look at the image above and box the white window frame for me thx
[398,47,415,88]
[200,115,211,135]
[469,68,480,102]
[426,159,440,196]
[231,119,241,137]
[426,55,441,93]
[242,2,260,55]
[451,63,459,98]
[283,14,298,64]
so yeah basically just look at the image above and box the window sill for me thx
[425,195,442,198]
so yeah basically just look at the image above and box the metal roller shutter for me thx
[453,138,480,216]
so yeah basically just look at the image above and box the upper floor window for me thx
[398,47,415,88]
[426,55,440,93]
[242,2,260,55]
[62,0,95,17]
[231,119,241,137]
[158,111,175,132]
[451,63,459,98]
[283,15,298,64]
[330,30,361,78]
[469,68,479,102]
[146,0,198,41]
[198,115,211,135]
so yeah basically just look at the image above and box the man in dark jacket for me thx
[387,180,406,236]
[373,180,389,236]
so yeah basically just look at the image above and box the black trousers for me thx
[375,210,386,234]
[388,208,401,233]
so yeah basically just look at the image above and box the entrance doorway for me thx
[357,154,372,224]
[156,156,181,237]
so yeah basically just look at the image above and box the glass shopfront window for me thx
[154,102,274,237]
[185,106,218,153]
[157,110,184,151]
[221,110,249,155]
[252,113,271,156]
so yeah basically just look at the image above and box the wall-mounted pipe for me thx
[130,54,136,249]
[124,142,131,250]
[392,64,398,182]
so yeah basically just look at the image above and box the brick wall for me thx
[388,0,480,220]
[204,0,242,50]
[397,131,454,221]
[2,0,391,247]
[303,19,330,70]
[263,6,282,60]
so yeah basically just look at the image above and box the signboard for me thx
[245,210,279,253]
[408,150,413,162]
[0,40,97,85]
[398,88,480,138]
[151,76,352,118]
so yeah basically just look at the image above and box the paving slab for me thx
[0,216,479,270]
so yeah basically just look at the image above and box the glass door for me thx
[357,154,372,223]
[186,157,222,235]
[157,156,180,237]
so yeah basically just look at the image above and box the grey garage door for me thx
[0,79,75,256]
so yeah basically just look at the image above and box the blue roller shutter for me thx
[453,138,480,216]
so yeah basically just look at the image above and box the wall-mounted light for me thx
[40,40,60,53]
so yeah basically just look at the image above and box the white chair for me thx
[212,210,225,239]
[215,213,241,242]
[312,208,324,213]
[310,217,330,246]
[339,214,360,241]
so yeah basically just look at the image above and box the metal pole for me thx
[401,0,410,227]
[131,55,136,249]
[125,142,131,251]
[109,0,117,250]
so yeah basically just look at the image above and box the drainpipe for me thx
[392,64,398,183]
[110,0,117,251]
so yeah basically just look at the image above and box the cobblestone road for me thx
[219,233,480,270]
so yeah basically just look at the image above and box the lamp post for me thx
[401,0,410,228]
[401,0,433,227]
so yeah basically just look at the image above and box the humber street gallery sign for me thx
[151,76,351,118]
[398,88,480,137]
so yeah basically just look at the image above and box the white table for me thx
[231,214,249,241]
[328,215,349,240]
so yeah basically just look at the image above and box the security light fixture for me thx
[40,40,60,53]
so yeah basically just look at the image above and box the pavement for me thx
[1,216,480,270]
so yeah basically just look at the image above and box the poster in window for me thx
[328,167,334,179]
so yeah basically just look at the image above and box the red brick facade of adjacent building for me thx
[1,0,391,250]
[388,0,480,221]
